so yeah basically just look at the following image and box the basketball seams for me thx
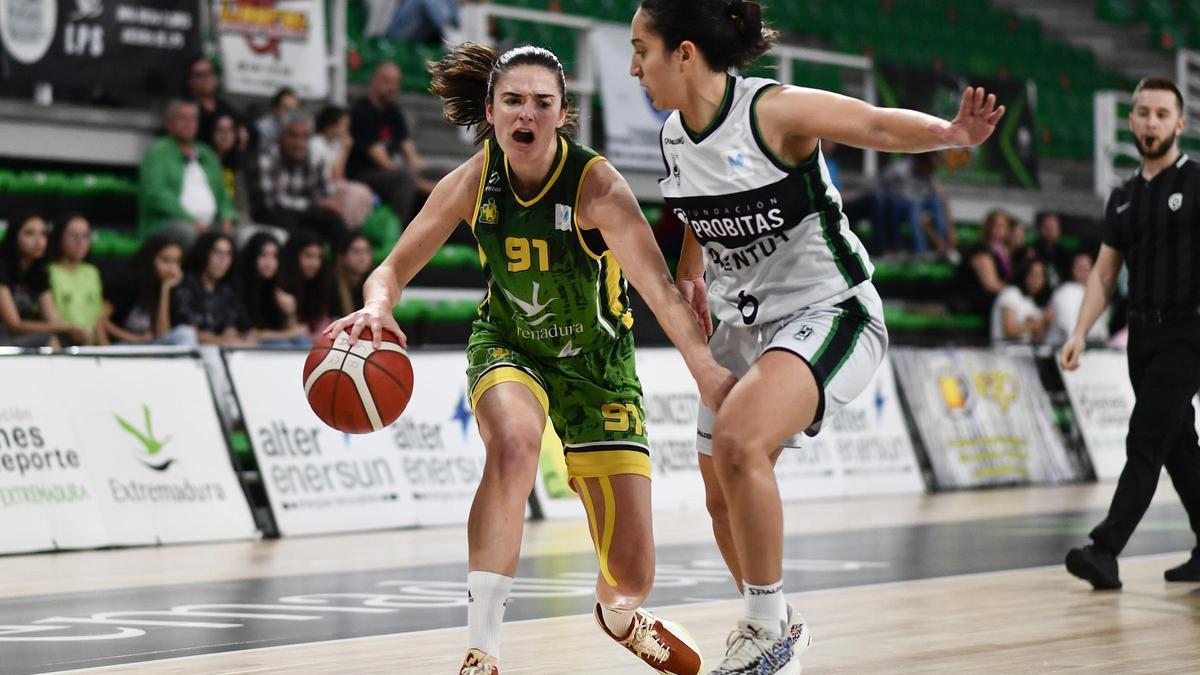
[305,329,412,434]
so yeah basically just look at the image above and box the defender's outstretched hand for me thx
[930,86,1006,147]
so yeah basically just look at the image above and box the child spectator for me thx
[1048,251,1110,345]
[47,213,105,345]
[103,235,197,346]
[172,232,257,347]
[278,229,332,338]
[312,105,375,227]
[0,212,89,347]
[990,258,1054,345]
[330,232,374,318]
[236,232,312,348]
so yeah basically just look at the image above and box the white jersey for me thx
[659,75,874,327]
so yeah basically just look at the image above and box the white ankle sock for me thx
[467,571,513,658]
[743,580,786,637]
[599,603,636,638]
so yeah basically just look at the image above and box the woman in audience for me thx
[0,212,89,347]
[210,113,251,219]
[329,232,374,319]
[312,105,375,228]
[47,213,106,345]
[103,235,197,346]
[278,229,332,338]
[236,232,311,348]
[990,258,1054,345]
[953,208,1014,315]
[173,232,258,347]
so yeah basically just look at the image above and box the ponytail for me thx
[640,0,778,72]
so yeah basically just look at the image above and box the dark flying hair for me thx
[639,0,778,72]
[430,42,578,146]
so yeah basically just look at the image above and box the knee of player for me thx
[710,428,759,475]
[705,488,730,524]
[482,430,541,478]
[603,551,654,599]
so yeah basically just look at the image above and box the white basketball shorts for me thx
[696,284,889,455]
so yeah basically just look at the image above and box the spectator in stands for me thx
[952,208,1013,315]
[312,105,376,228]
[329,232,374,318]
[250,112,348,245]
[877,152,956,258]
[278,229,332,338]
[0,212,89,347]
[47,213,105,345]
[346,63,434,221]
[991,258,1053,345]
[102,235,197,346]
[186,56,250,152]
[172,232,257,347]
[1007,218,1028,261]
[255,87,300,149]
[236,232,311,348]
[139,100,237,246]
[384,0,461,44]
[210,113,251,220]
[1020,211,1073,289]
[1048,251,1110,345]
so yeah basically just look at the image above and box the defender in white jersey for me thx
[631,2,1006,673]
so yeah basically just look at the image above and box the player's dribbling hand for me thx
[677,275,713,337]
[324,300,408,350]
[932,86,1006,147]
[1059,334,1085,371]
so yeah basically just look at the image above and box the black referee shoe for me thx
[1066,545,1122,590]
[1164,555,1200,582]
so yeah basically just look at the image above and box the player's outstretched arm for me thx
[325,151,484,348]
[759,85,1005,153]
[578,160,736,411]
[1060,244,1123,371]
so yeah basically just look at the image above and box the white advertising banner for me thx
[226,350,486,535]
[0,356,257,555]
[1058,351,1135,480]
[215,0,329,99]
[892,348,1080,489]
[592,23,672,172]
[533,349,923,518]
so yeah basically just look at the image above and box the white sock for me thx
[743,580,786,637]
[467,571,513,658]
[599,603,636,638]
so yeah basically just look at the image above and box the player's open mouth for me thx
[513,129,535,145]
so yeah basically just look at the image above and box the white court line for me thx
[46,549,1193,674]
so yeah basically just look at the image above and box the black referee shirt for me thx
[1103,154,1200,312]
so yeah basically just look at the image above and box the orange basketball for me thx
[302,328,414,434]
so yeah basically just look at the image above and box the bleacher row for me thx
[1099,0,1200,53]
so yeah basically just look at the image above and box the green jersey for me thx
[470,135,633,360]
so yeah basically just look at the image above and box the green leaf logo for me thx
[115,405,174,471]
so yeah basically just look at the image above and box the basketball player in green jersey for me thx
[325,43,736,675]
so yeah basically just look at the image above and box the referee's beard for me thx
[1137,131,1178,160]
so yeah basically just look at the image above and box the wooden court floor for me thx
[7,483,1198,674]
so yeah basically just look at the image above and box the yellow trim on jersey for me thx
[602,251,634,330]
[564,449,651,480]
[470,365,550,415]
[573,154,608,262]
[469,141,491,233]
[506,136,569,207]
[576,478,618,587]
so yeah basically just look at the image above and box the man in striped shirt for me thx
[251,112,348,245]
[1061,76,1200,588]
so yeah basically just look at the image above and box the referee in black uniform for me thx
[1062,77,1200,589]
